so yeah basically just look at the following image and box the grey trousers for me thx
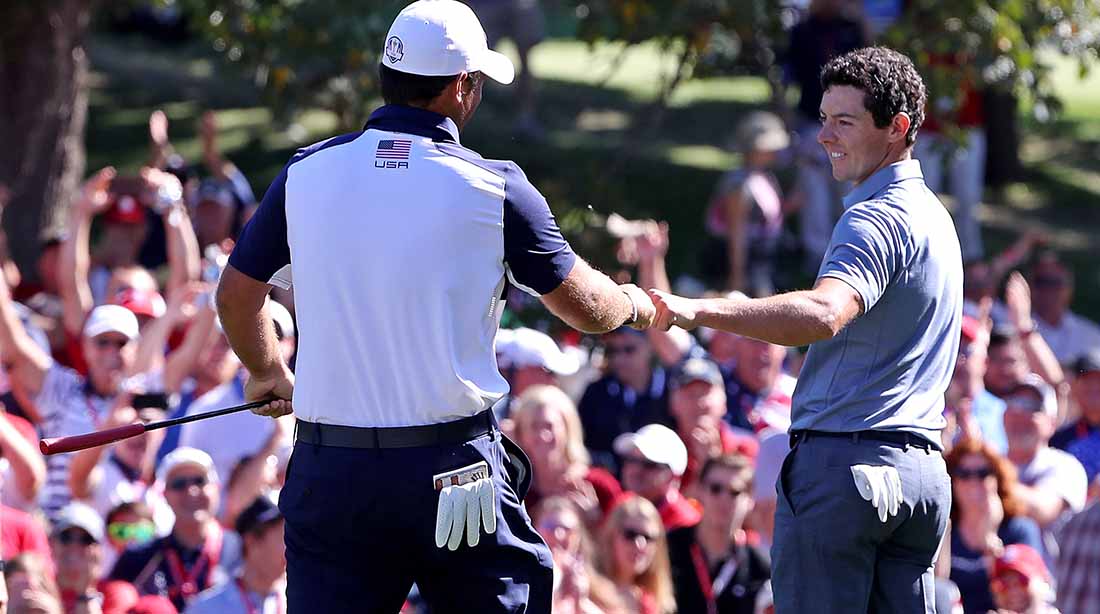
[771,432,951,614]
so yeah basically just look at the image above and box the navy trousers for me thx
[278,429,553,613]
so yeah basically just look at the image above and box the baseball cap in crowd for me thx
[193,178,235,209]
[236,493,283,536]
[1009,374,1058,417]
[733,111,790,153]
[52,501,106,543]
[1074,348,1100,376]
[673,357,724,389]
[614,424,688,476]
[113,288,167,320]
[103,193,147,225]
[156,446,219,486]
[992,544,1050,583]
[83,304,140,341]
[382,0,515,85]
[495,327,579,376]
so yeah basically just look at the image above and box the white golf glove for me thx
[850,464,902,523]
[434,462,497,551]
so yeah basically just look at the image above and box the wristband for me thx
[622,289,638,325]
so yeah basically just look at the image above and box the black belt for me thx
[295,409,496,449]
[789,429,939,451]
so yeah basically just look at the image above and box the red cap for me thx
[98,580,139,614]
[103,193,147,225]
[112,288,166,319]
[993,544,1050,582]
[128,595,178,614]
[960,315,982,343]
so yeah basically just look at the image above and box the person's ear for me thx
[891,112,912,145]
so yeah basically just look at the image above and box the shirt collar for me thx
[364,105,460,144]
[843,159,923,208]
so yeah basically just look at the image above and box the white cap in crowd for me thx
[382,0,515,84]
[1011,373,1058,418]
[157,447,219,486]
[83,304,140,340]
[52,501,106,543]
[613,423,688,476]
[496,327,580,376]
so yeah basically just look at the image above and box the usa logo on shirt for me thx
[375,139,411,169]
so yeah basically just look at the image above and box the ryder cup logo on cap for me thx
[383,0,516,84]
[385,36,405,64]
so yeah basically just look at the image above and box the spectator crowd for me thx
[0,2,1097,614]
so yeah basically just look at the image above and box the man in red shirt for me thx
[614,423,701,530]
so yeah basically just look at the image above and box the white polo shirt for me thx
[229,105,576,427]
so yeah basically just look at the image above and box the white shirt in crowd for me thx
[178,373,274,484]
[1035,311,1100,366]
[1015,445,1088,558]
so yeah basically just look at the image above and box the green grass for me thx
[86,34,1100,316]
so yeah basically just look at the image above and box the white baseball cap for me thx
[495,327,580,376]
[83,304,139,340]
[614,424,688,476]
[157,446,220,486]
[382,0,515,85]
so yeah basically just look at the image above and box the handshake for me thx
[619,285,699,332]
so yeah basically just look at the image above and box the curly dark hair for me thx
[820,46,927,147]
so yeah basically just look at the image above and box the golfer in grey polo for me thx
[649,47,961,613]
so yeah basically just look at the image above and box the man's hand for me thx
[648,289,702,331]
[245,365,295,418]
[620,284,656,330]
[149,110,169,147]
[1004,271,1033,332]
[75,167,116,218]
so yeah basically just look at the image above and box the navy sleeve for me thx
[227,161,291,283]
[501,163,576,295]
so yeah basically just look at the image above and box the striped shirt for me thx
[1055,502,1100,614]
[36,362,115,517]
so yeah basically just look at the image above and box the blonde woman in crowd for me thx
[596,494,676,614]
[532,497,624,614]
[510,386,621,526]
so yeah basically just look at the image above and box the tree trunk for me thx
[0,2,91,280]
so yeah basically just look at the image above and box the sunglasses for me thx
[954,467,993,481]
[604,345,639,357]
[704,482,743,498]
[56,529,97,546]
[620,528,657,543]
[93,337,129,350]
[621,456,666,471]
[166,475,209,492]
[108,521,156,544]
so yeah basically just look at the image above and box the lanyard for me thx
[164,526,223,601]
[236,578,284,614]
[690,543,739,614]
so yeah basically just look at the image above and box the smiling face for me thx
[818,85,910,185]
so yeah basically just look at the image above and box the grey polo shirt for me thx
[790,159,962,445]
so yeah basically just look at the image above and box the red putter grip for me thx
[39,423,147,455]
